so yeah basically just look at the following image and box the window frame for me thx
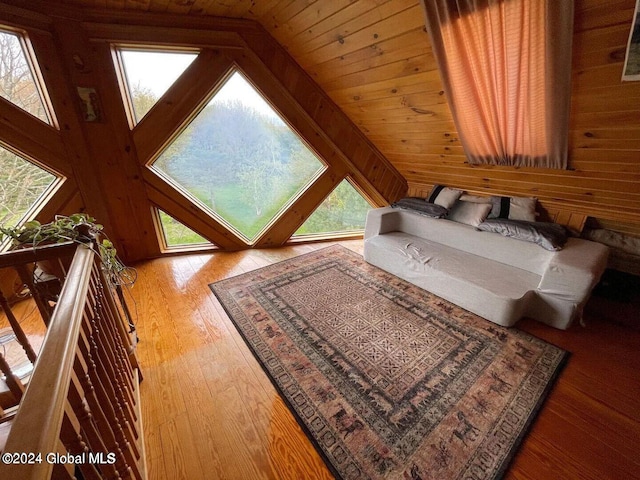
[112,44,201,129]
[290,175,376,242]
[144,64,330,246]
[0,141,65,251]
[0,25,58,127]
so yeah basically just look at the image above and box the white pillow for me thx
[448,201,492,227]
[427,185,463,209]
[489,196,537,222]
[459,193,492,204]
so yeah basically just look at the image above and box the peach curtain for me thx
[420,0,574,168]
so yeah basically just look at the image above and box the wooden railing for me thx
[0,242,145,479]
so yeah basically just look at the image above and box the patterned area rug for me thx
[210,245,568,480]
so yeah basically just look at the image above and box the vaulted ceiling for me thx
[1,0,639,260]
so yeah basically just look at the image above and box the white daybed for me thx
[364,206,609,329]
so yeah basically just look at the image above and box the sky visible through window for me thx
[120,50,279,121]
[120,50,196,98]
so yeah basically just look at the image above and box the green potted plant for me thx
[0,213,136,286]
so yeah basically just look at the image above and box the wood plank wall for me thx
[251,0,640,236]
[1,0,639,254]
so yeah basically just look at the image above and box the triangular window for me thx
[0,145,58,228]
[117,48,198,123]
[156,209,211,248]
[0,29,54,124]
[295,179,373,236]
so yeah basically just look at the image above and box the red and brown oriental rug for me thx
[210,245,568,480]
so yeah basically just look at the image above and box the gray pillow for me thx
[477,219,569,250]
[391,197,449,218]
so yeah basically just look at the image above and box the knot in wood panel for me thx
[410,107,435,116]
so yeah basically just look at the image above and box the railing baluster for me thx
[87,314,140,476]
[0,242,145,480]
[14,264,53,326]
[79,306,140,479]
[60,404,102,480]
[68,373,126,480]
[76,321,125,467]
[73,340,129,479]
[0,290,38,363]
[91,276,136,409]
[0,351,24,402]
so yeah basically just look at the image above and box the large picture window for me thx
[116,46,374,247]
[149,70,325,242]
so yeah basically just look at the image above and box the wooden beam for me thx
[26,28,115,238]
[132,48,234,165]
[238,25,406,206]
[255,168,345,248]
[0,98,70,177]
[0,2,52,32]
[41,18,159,262]
[85,22,247,48]
[144,168,247,251]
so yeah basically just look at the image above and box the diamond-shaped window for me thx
[117,48,198,123]
[0,145,58,228]
[0,29,53,124]
[150,70,326,243]
[156,209,211,248]
[295,179,373,236]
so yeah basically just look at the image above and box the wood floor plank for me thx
[265,396,334,480]
[183,407,227,479]
[118,240,640,480]
[159,413,207,479]
[546,385,639,466]
[213,385,278,480]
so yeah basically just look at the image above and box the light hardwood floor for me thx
[123,240,640,479]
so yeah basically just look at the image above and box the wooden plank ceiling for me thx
[3,0,640,247]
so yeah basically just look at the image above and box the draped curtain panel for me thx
[420,0,574,169]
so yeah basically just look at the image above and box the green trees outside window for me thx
[119,49,196,123]
[157,210,209,247]
[0,146,56,227]
[151,71,325,242]
[0,30,58,231]
[0,30,51,124]
[295,180,372,237]
[118,49,373,247]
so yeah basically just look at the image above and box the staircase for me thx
[0,241,146,479]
